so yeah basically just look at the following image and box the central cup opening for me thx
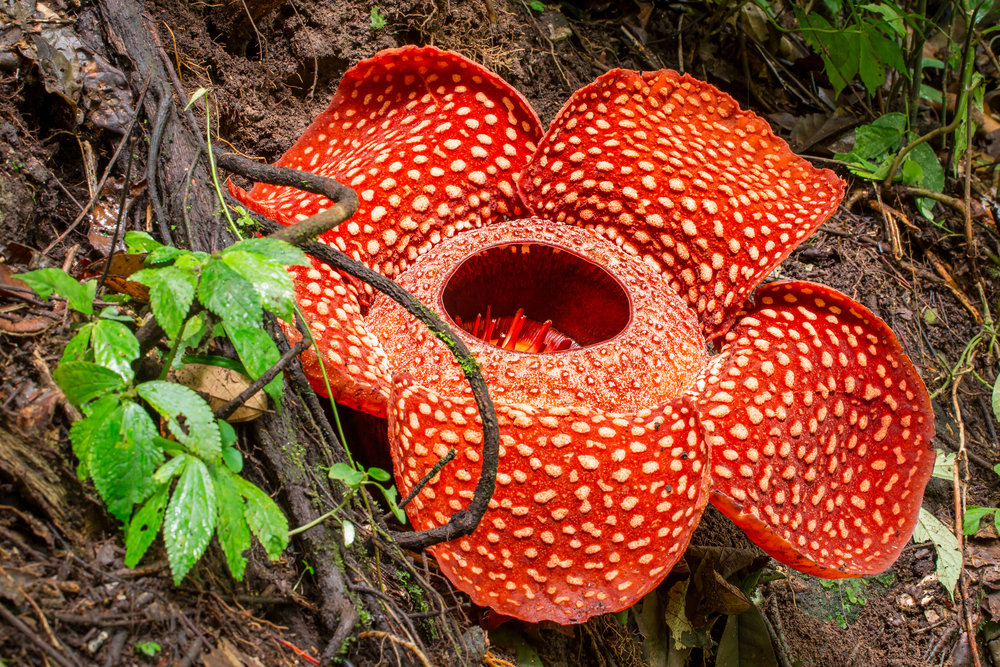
[441,243,631,353]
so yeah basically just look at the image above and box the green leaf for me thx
[90,319,140,382]
[913,507,962,600]
[210,465,251,580]
[862,3,905,37]
[131,267,197,340]
[963,506,999,535]
[858,32,886,96]
[146,246,188,266]
[181,354,248,375]
[63,323,94,363]
[89,402,163,521]
[137,381,221,458]
[902,159,922,186]
[328,462,366,488]
[488,626,547,667]
[135,642,161,657]
[991,372,999,423]
[716,605,779,667]
[163,457,216,585]
[124,483,169,568]
[367,467,392,482]
[154,454,190,484]
[221,250,296,322]
[219,419,237,448]
[225,238,308,267]
[236,477,288,560]
[124,231,163,254]
[69,394,121,479]
[221,444,243,474]
[869,30,907,78]
[907,142,944,193]
[224,323,283,410]
[54,361,125,406]
[19,268,94,315]
[376,483,406,524]
[198,259,262,329]
[99,306,134,322]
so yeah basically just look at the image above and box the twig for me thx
[42,75,152,255]
[359,631,434,667]
[97,137,138,293]
[951,373,982,667]
[0,603,78,667]
[213,334,310,420]
[398,448,456,510]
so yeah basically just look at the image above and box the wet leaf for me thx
[137,381,221,458]
[236,476,288,560]
[89,402,163,521]
[163,457,216,585]
[90,319,139,382]
[210,465,251,580]
[124,484,169,569]
[20,267,94,315]
[53,361,125,406]
[224,323,282,411]
[199,259,262,329]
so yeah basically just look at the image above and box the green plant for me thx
[136,642,161,657]
[370,6,386,29]
[528,0,546,10]
[19,230,304,584]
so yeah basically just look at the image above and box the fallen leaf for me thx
[172,363,267,422]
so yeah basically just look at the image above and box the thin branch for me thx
[358,631,434,667]
[398,448,456,510]
[214,335,310,420]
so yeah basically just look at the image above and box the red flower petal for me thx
[389,375,710,623]
[230,45,543,279]
[288,259,391,415]
[688,281,934,577]
[368,218,707,413]
[519,69,845,341]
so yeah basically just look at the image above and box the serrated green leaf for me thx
[69,394,121,479]
[124,231,163,254]
[131,267,197,340]
[163,457,216,585]
[124,483,169,569]
[210,465,251,580]
[963,506,999,535]
[154,454,190,484]
[224,323,283,410]
[237,477,288,560]
[328,462,366,487]
[53,361,125,406]
[137,381,221,458]
[198,259,262,328]
[225,238,308,267]
[90,402,163,521]
[146,246,188,266]
[91,319,139,382]
[221,250,296,322]
[913,507,961,600]
[19,268,94,315]
[63,323,94,363]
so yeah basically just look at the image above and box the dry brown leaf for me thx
[172,364,267,422]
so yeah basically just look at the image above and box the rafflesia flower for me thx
[230,46,935,624]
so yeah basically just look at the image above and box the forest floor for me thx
[1,0,999,666]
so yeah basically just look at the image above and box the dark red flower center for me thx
[441,242,631,353]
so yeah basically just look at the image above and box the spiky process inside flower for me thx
[231,45,935,624]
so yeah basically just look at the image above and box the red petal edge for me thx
[519,69,846,341]
[230,45,544,280]
[287,259,392,416]
[688,281,934,577]
[388,375,710,624]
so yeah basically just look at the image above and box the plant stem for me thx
[288,493,353,537]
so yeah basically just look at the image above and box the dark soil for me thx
[2,0,998,666]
